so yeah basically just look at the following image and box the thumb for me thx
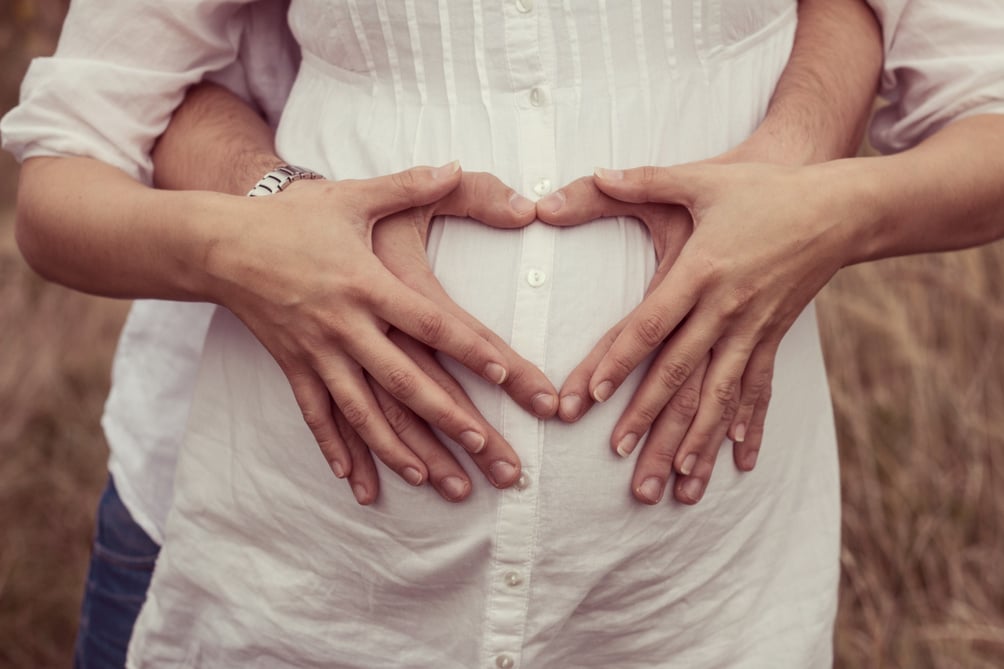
[352,161,464,220]
[432,172,537,230]
[535,175,650,227]
[593,164,710,207]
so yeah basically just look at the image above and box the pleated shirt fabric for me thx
[130,2,842,667]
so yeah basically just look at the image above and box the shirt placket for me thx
[483,2,556,668]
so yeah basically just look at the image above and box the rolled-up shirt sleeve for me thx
[0,0,254,183]
[867,0,1004,154]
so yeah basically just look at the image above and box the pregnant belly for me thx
[159,215,840,665]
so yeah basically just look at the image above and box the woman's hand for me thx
[208,164,556,504]
[536,177,717,505]
[544,162,853,504]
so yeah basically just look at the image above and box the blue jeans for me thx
[74,476,160,669]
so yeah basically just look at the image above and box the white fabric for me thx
[2,0,1003,552]
[130,2,842,667]
[865,0,1004,153]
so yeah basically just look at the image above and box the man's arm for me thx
[540,0,884,505]
[724,0,882,165]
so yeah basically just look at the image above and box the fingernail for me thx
[680,478,705,503]
[532,393,557,417]
[509,192,536,215]
[558,394,583,421]
[432,160,461,179]
[537,190,566,214]
[330,461,347,479]
[490,461,518,487]
[733,422,747,443]
[459,430,487,453]
[403,466,424,486]
[592,380,614,403]
[743,450,759,471]
[441,476,469,501]
[483,362,508,385]
[637,477,664,504]
[594,167,624,181]
[679,452,697,476]
[615,433,639,458]
[352,484,369,505]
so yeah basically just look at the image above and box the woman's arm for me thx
[566,0,1003,502]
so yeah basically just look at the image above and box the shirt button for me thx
[496,655,515,669]
[532,178,551,196]
[514,473,531,491]
[515,0,533,13]
[504,571,524,587]
[529,86,546,107]
[526,269,547,287]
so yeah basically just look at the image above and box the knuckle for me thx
[431,407,460,431]
[300,406,331,434]
[720,398,738,425]
[656,360,693,393]
[415,310,446,343]
[696,450,718,468]
[636,312,670,348]
[339,398,370,430]
[452,339,482,368]
[639,165,659,189]
[384,367,418,400]
[392,169,417,196]
[745,368,773,397]
[712,379,738,406]
[668,386,701,419]
[720,284,755,317]
[631,403,662,428]
[381,401,414,435]
[692,250,722,285]
[609,353,637,379]
[641,439,677,470]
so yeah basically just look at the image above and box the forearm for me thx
[153,82,282,195]
[15,156,242,301]
[728,0,882,165]
[14,82,277,301]
[839,113,1004,263]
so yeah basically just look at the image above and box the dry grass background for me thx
[1,1,1003,667]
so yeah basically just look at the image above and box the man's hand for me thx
[208,164,557,504]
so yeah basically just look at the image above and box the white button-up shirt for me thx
[1,1,1003,667]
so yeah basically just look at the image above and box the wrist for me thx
[724,121,837,167]
[236,152,289,195]
[811,158,887,267]
[170,189,256,304]
[246,163,325,197]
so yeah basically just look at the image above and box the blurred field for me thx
[2,1,1003,667]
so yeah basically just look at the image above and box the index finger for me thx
[593,164,713,207]
[588,266,701,403]
[347,161,464,220]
